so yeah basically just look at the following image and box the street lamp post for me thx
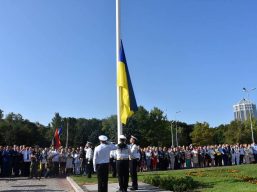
[170,121,174,147]
[175,111,181,146]
[243,87,256,144]
[166,109,174,147]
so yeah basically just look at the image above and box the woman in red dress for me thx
[152,147,158,171]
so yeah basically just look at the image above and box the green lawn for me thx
[71,164,257,192]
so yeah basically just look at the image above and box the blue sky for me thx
[0,0,257,127]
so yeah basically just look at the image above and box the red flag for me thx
[54,128,61,149]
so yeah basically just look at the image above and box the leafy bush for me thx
[143,175,161,186]
[142,175,200,192]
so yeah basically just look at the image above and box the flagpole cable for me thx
[116,0,122,142]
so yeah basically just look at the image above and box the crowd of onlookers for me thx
[0,145,92,178]
[1,143,257,178]
[138,143,257,171]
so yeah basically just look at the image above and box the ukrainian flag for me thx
[117,40,138,124]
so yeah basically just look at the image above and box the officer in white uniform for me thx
[129,135,140,190]
[85,141,93,178]
[93,135,117,192]
[116,135,131,192]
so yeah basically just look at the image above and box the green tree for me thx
[0,109,3,120]
[102,115,117,142]
[191,122,214,146]
[224,120,249,144]
[175,122,194,146]
[73,118,102,146]
[50,113,63,144]
[130,106,150,146]
[143,107,169,146]
[243,118,257,143]
[51,113,63,129]
[213,124,227,144]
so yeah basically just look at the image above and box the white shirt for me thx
[51,150,60,162]
[252,144,257,154]
[93,143,117,171]
[239,148,245,155]
[41,150,48,164]
[85,147,93,160]
[116,144,131,160]
[66,154,73,169]
[208,149,215,159]
[73,153,80,164]
[110,150,117,159]
[129,144,140,160]
[145,151,152,159]
[22,150,31,162]
[234,147,240,154]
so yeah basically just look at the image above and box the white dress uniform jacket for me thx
[116,145,131,160]
[129,144,140,160]
[93,143,117,171]
[86,147,93,160]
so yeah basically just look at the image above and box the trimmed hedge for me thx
[142,175,200,192]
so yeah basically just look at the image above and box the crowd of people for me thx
[1,142,257,179]
[138,143,257,172]
[0,143,94,179]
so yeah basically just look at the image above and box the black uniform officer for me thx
[116,135,130,192]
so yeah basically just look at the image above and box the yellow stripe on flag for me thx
[118,61,134,124]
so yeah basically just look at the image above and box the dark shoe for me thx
[129,187,138,190]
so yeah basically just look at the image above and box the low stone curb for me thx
[66,176,85,192]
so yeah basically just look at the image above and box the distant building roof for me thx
[233,98,257,121]
[237,98,252,105]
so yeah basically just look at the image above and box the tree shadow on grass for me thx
[194,178,248,191]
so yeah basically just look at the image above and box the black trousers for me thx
[222,155,228,166]
[96,163,109,192]
[254,154,257,163]
[86,159,93,178]
[53,162,59,176]
[239,155,244,164]
[116,160,129,192]
[23,162,31,177]
[129,159,138,189]
[110,158,116,177]
[13,162,20,176]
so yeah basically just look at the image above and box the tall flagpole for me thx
[116,0,122,142]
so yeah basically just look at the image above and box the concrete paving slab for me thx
[0,177,74,192]
[83,182,171,192]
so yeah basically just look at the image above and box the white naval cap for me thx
[119,135,127,140]
[98,135,108,141]
[131,135,137,140]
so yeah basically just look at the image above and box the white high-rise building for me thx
[233,99,257,121]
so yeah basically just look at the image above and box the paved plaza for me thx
[0,177,74,192]
[83,182,171,192]
[0,177,171,192]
